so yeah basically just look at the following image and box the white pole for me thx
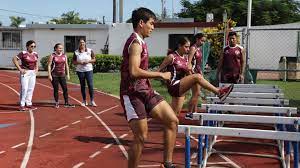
[172,0,174,18]
[246,0,252,70]
[119,0,123,23]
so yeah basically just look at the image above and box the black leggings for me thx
[51,76,68,104]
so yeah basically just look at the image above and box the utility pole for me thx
[119,0,123,23]
[113,0,117,23]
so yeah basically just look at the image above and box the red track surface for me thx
[0,71,290,168]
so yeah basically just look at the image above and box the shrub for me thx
[40,54,166,72]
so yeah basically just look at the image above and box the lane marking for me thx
[89,151,101,158]
[37,83,128,159]
[72,120,81,125]
[55,125,69,131]
[72,162,85,168]
[103,143,113,149]
[39,132,52,138]
[0,151,6,154]
[11,143,25,149]
[138,165,161,167]
[85,116,92,119]
[0,81,35,168]
[119,134,128,139]
[97,105,119,115]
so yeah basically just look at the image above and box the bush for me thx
[40,53,166,72]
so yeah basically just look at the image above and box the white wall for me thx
[108,23,199,56]
[249,30,299,70]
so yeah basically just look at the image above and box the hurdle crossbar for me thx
[190,113,300,125]
[220,83,278,89]
[200,104,297,114]
[228,92,284,99]
[206,97,289,106]
[178,125,300,144]
[232,87,282,93]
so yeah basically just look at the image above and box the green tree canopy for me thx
[177,0,300,26]
[50,11,94,24]
[9,16,25,27]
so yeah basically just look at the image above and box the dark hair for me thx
[26,40,35,47]
[167,36,190,55]
[53,43,63,51]
[228,31,237,37]
[78,38,86,50]
[131,7,156,29]
[194,33,204,40]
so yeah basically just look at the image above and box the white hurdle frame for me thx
[206,97,289,106]
[228,92,284,99]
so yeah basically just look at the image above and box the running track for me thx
[0,70,284,168]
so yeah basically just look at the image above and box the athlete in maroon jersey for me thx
[217,31,246,83]
[47,43,74,108]
[12,40,39,111]
[158,36,233,116]
[187,33,206,113]
[119,8,178,168]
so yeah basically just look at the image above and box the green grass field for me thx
[70,73,300,109]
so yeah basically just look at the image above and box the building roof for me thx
[25,24,109,29]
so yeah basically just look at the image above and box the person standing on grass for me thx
[120,7,179,168]
[187,33,206,113]
[12,40,38,111]
[72,39,97,107]
[48,43,74,108]
[217,31,246,84]
[157,36,233,116]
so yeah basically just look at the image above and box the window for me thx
[64,36,86,52]
[1,31,22,49]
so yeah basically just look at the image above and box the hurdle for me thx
[206,97,289,106]
[228,92,284,99]
[219,83,279,89]
[179,119,300,168]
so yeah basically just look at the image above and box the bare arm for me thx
[129,41,170,80]
[47,55,53,80]
[240,48,246,75]
[157,54,173,72]
[88,50,96,64]
[72,52,80,65]
[12,56,26,74]
[187,46,196,66]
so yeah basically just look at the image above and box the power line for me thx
[0,8,57,19]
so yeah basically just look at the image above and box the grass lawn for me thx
[70,73,300,109]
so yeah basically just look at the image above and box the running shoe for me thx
[81,101,88,107]
[26,105,37,110]
[185,112,194,120]
[64,103,75,108]
[19,106,27,111]
[54,102,59,108]
[218,84,234,102]
[160,162,176,168]
[90,101,97,107]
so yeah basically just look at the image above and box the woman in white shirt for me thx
[72,39,97,106]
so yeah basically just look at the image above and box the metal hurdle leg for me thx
[185,127,191,168]
[197,134,203,168]
[293,124,299,168]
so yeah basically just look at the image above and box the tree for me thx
[177,0,300,26]
[50,11,93,24]
[10,16,26,27]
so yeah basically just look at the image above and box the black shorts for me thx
[167,80,181,97]
[120,89,164,122]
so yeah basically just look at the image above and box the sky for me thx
[0,0,196,26]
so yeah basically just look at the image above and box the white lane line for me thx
[89,151,101,158]
[21,110,35,168]
[72,162,85,168]
[97,105,119,115]
[71,120,81,125]
[55,125,69,131]
[85,116,92,119]
[0,151,6,154]
[39,132,52,138]
[119,134,128,139]
[0,81,35,168]
[103,143,113,149]
[11,143,25,149]
[138,165,161,167]
[217,153,242,168]
[38,82,128,159]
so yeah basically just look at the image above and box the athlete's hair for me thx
[78,38,87,51]
[167,36,190,55]
[194,33,204,40]
[26,40,36,47]
[53,43,63,51]
[228,31,237,37]
[131,7,156,29]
